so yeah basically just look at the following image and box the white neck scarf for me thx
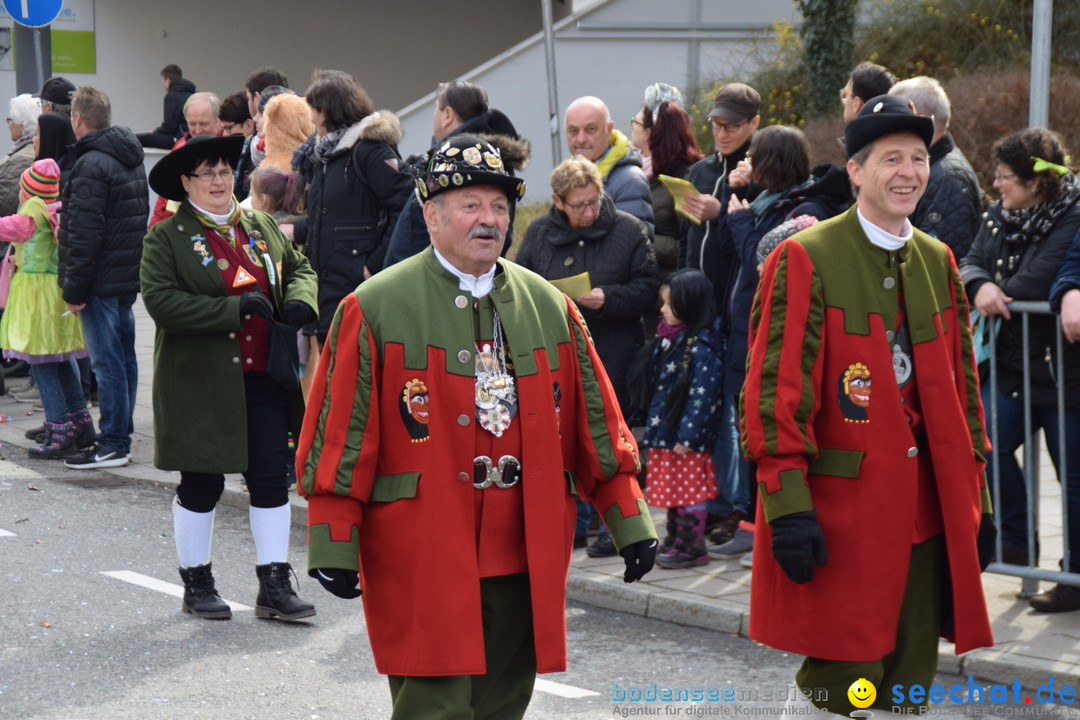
[857,207,912,251]
[433,248,496,298]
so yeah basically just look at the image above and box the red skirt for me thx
[644,448,717,508]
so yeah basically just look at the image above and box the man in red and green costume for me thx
[741,96,995,716]
[297,133,657,720]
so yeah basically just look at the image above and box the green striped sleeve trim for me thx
[757,250,822,457]
[304,304,375,496]
[570,315,621,478]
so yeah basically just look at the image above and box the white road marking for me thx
[0,528,14,537]
[534,678,600,698]
[101,570,253,611]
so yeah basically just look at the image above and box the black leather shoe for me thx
[179,563,232,619]
[1029,583,1080,613]
[586,532,617,558]
[255,562,316,621]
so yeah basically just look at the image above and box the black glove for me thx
[770,510,827,584]
[281,300,316,330]
[239,291,273,319]
[311,568,361,599]
[620,539,657,583]
[977,514,998,572]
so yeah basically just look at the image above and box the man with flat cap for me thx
[740,96,995,716]
[297,133,657,719]
[36,76,76,115]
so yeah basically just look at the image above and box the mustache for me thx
[468,225,503,243]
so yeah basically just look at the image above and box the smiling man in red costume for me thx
[741,95,996,716]
[297,133,657,720]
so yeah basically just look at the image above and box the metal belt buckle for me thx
[473,455,521,489]
[494,455,520,488]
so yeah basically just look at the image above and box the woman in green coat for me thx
[141,135,319,622]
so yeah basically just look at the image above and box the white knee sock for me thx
[249,503,291,565]
[173,497,214,568]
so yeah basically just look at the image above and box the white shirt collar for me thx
[189,199,237,228]
[856,206,912,251]
[433,247,496,298]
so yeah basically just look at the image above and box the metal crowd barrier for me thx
[982,300,1080,596]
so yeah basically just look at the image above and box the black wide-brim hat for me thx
[149,134,245,201]
[845,94,935,158]
[417,133,526,203]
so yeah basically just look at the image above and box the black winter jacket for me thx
[911,133,983,260]
[960,194,1080,408]
[293,111,415,339]
[153,78,196,138]
[515,196,659,407]
[681,142,752,316]
[58,126,149,303]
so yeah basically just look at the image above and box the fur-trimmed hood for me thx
[475,132,530,173]
[328,110,404,156]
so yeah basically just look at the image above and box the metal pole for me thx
[1029,0,1052,128]
[541,0,562,168]
[686,0,702,93]
[32,28,44,93]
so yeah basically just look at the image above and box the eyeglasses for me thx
[994,171,1019,182]
[839,89,852,102]
[4,117,11,125]
[629,117,647,130]
[187,169,233,183]
[562,197,601,213]
[709,118,749,134]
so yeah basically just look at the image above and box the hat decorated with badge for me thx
[845,94,934,158]
[417,134,526,203]
[149,134,245,201]
[21,158,61,203]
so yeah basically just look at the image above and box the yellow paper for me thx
[658,174,703,225]
[549,272,592,298]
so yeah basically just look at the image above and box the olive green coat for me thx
[141,204,318,472]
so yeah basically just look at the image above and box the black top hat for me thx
[845,94,934,158]
[417,134,525,203]
[149,134,245,201]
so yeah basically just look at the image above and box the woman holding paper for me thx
[516,156,659,556]
[516,156,659,411]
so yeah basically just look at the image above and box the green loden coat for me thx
[141,203,318,473]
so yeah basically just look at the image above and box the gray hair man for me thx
[890,76,983,259]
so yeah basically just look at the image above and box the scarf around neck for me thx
[999,174,1080,246]
[188,198,242,237]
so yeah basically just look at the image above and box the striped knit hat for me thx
[21,159,61,202]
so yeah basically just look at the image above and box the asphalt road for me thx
[2,448,1078,720]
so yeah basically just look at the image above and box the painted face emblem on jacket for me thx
[838,363,871,423]
[399,379,430,442]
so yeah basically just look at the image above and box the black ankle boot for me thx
[255,562,316,621]
[178,563,232,619]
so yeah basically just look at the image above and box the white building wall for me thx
[396,0,799,202]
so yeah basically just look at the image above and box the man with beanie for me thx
[58,86,149,469]
[740,95,995,716]
[298,134,657,720]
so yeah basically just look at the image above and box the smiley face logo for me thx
[847,678,876,709]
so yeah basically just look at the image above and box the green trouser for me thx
[387,573,537,720]
[796,534,943,715]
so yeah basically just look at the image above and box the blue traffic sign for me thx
[3,0,63,28]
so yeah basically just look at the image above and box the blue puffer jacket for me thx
[641,320,724,452]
